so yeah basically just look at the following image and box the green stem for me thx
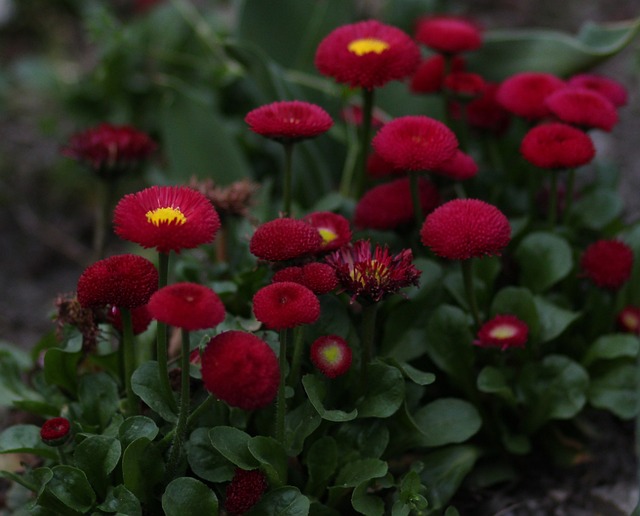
[548,172,558,229]
[282,142,295,216]
[289,326,305,388]
[461,259,481,329]
[157,252,178,412]
[354,88,375,199]
[409,171,424,228]
[339,119,359,197]
[56,447,67,466]
[93,179,116,261]
[159,395,216,450]
[360,303,379,394]
[121,308,138,416]
[276,329,290,445]
[563,168,576,225]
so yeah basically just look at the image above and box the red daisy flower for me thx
[109,304,153,335]
[465,82,511,134]
[410,54,466,94]
[201,331,280,411]
[272,262,338,295]
[253,282,320,330]
[443,71,485,100]
[147,282,225,331]
[326,240,421,303]
[520,122,595,169]
[580,239,634,289]
[341,104,387,128]
[302,211,352,253]
[421,199,511,260]
[568,74,628,107]
[474,314,528,350]
[114,186,221,254]
[245,101,333,143]
[315,19,420,90]
[496,72,565,120]
[225,468,268,515]
[617,306,640,334]
[310,335,353,378]
[545,87,618,132]
[249,218,323,261]
[415,15,483,54]
[354,177,440,230]
[40,417,71,446]
[77,254,158,309]
[372,115,459,171]
[432,150,479,180]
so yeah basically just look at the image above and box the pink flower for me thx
[249,218,323,261]
[496,72,565,120]
[310,335,353,378]
[474,315,528,350]
[245,101,333,143]
[415,15,483,54]
[580,239,634,289]
[253,282,321,330]
[520,122,595,169]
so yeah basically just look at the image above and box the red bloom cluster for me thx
[617,306,640,334]
[520,122,595,169]
[432,150,479,180]
[315,20,420,89]
[253,282,320,330]
[201,331,279,410]
[443,72,485,99]
[568,73,628,107]
[302,211,352,252]
[108,305,152,335]
[272,262,338,295]
[245,101,333,143]
[580,239,634,289]
[474,315,528,350]
[465,83,511,134]
[114,186,221,254]
[225,468,268,515]
[410,54,465,94]
[496,72,565,120]
[310,335,353,378]
[250,218,323,261]
[545,87,618,132]
[415,15,482,54]
[421,199,511,260]
[40,417,71,446]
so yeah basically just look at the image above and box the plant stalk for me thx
[409,171,424,228]
[461,259,481,329]
[121,308,137,416]
[276,328,290,444]
[354,87,375,199]
[157,252,178,412]
[282,141,295,216]
[360,302,379,394]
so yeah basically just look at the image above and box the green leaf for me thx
[302,375,358,422]
[245,486,310,516]
[533,296,580,343]
[284,400,322,457]
[131,361,178,423]
[477,366,517,406]
[73,435,121,497]
[122,437,165,503]
[334,420,390,459]
[162,477,218,516]
[47,465,96,514]
[334,458,388,488]
[78,372,120,430]
[0,425,56,460]
[304,436,338,496]
[0,347,40,408]
[514,232,573,293]
[249,436,288,486]
[97,485,141,515]
[352,480,385,516]
[391,361,436,386]
[357,361,405,418]
[570,189,623,230]
[43,342,82,395]
[412,399,482,447]
[209,426,260,470]
[582,334,639,367]
[187,427,234,483]
[118,416,159,449]
[490,286,541,341]
[381,303,431,362]
[588,363,637,419]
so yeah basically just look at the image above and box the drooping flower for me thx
[474,315,529,350]
[40,417,71,446]
[496,72,565,120]
[315,19,420,90]
[310,335,353,378]
[372,115,458,171]
[147,282,225,331]
[326,240,421,303]
[421,199,511,260]
[465,82,511,134]
[545,87,619,132]
[225,468,268,515]
[580,239,634,289]
[567,73,628,107]
[109,305,152,335]
[410,54,465,94]
[520,122,595,169]
[77,254,158,309]
[245,101,333,143]
[201,331,280,411]
[253,282,320,330]
[114,186,221,254]
[272,262,338,295]
[302,211,352,252]
[431,150,479,180]
[249,218,323,261]
[55,293,100,350]
[354,177,440,230]
[415,15,483,54]
[617,306,640,334]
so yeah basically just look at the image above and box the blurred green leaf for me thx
[209,426,260,470]
[570,189,623,230]
[118,416,159,450]
[588,362,637,419]
[352,479,385,516]
[162,477,218,516]
[78,372,120,430]
[245,486,310,516]
[249,436,288,487]
[334,458,388,488]
[73,435,121,499]
[97,485,142,515]
[131,361,178,423]
[122,437,165,503]
[533,296,580,343]
[46,465,96,514]
[302,374,358,422]
[412,398,482,448]
[304,436,338,497]
[0,425,57,460]
[187,427,234,483]
[515,232,573,293]
[284,400,322,457]
[357,361,405,418]
[582,333,639,367]
[477,366,517,406]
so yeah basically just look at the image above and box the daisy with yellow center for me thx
[310,335,353,378]
[348,38,390,56]
[475,314,529,351]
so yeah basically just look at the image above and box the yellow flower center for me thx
[321,344,342,365]
[145,207,187,226]
[622,312,640,331]
[348,38,390,56]
[489,324,518,340]
[319,228,338,245]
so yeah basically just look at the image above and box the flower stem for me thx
[409,171,424,228]
[360,303,378,394]
[563,168,576,225]
[354,87,375,199]
[157,252,178,413]
[548,172,558,228]
[276,328,290,445]
[461,259,481,329]
[282,142,295,216]
[289,326,304,388]
[159,395,216,450]
[93,179,116,261]
[121,308,138,416]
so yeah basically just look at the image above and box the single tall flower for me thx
[250,218,323,261]
[253,282,320,330]
[245,101,333,143]
[225,468,269,515]
[580,239,634,289]
[415,15,483,54]
[474,314,529,350]
[520,122,595,169]
[545,87,618,132]
[496,72,565,120]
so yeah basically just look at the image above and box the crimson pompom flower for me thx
[77,254,158,309]
[245,101,333,143]
[253,282,320,330]
[568,73,628,107]
[415,15,482,54]
[114,186,221,254]
[520,122,595,169]
[496,72,565,120]
[272,262,338,295]
[410,54,465,94]
[201,331,280,410]
[421,199,511,260]
[432,150,479,180]
[62,123,156,178]
[545,87,618,132]
[310,335,353,378]
[302,211,352,252]
[109,305,152,335]
[617,306,640,334]
[250,218,323,261]
[372,115,458,171]
[40,417,71,446]
[225,468,268,515]
[466,82,511,134]
[315,19,420,90]
[326,240,421,303]
[354,177,440,230]
[147,282,225,331]
[474,315,528,351]
[580,239,634,289]
[443,71,485,99]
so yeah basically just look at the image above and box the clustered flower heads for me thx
[580,239,634,289]
[545,87,618,132]
[310,335,353,378]
[225,468,268,515]
[496,71,565,120]
[250,217,323,261]
[474,315,529,350]
[520,122,595,169]
[253,282,321,330]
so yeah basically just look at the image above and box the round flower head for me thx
[415,15,482,54]
[580,239,633,289]
[466,83,511,134]
[272,262,338,295]
[496,72,565,120]
[545,87,618,132]
[354,177,440,230]
[372,115,459,171]
[310,335,353,378]
[253,282,320,330]
[520,122,595,169]
[109,304,152,335]
[201,331,280,411]
[474,314,528,350]
[147,282,225,331]
[114,185,221,254]
[410,54,465,94]
[421,199,511,260]
[302,211,352,252]
[617,306,640,334]
[245,101,333,143]
[432,150,479,180]
[443,72,486,100]
[77,254,158,309]
[315,19,420,90]
[326,240,421,303]
[40,417,71,446]
[567,73,628,107]
[249,218,323,261]
[225,468,268,516]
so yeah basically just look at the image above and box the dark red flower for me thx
[253,282,320,330]
[580,239,633,289]
[415,15,482,54]
[201,331,280,411]
[114,186,221,254]
[147,282,225,331]
[421,199,511,260]
[372,116,458,171]
[496,72,565,120]
[545,87,618,132]
[466,82,511,134]
[77,254,158,309]
[40,417,71,446]
[225,468,268,515]
[302,211,352,252]
[245,101,333,143]
[568,73,628,107]
[410,54,465,94]
[443,71,485,100]
[310,335,353,378]
[520,122,595,169]
[272,262,338,295]
[315,20,420,90]
[431,150,479,180]
[366,151,401,178]
[474,315,528,350]
[250,218,323,261]
[617,306,640,334]
[109,305,152,335]
[354,177,440,229]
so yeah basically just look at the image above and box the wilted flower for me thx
[225,468,268,515]
[55,293,100,350]
[474,315,529,350]
[310,335,353,378]
[545,87,618,132]
[245,101,333,143]
[188,177,259,219]
[496,72,565,120]
[40,417,71,446]
[415,15,482,54]
[253,282,321,330]
[580,239,634,289]
[302,211,352,252]
[250,218,323,261]
[520,122,596,169]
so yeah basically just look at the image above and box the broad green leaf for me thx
[490,286,541,342]
[381,303,431,362]
[0,347,40,407]
[334,458,388,488]
[73,435,121,497]
[352,480,385,516]
[118,415,159,449]
[533,296,580,343]
[245,486,310,516]
[582,334,639,366]
[187,427,234,483]
[131,361,178,423]
[390,361,436,386]
[302,375,358,422]
[43,339,82,395]
[285,400,322,457]
[162,477,218,516]
[209,426,260,470]
[514,232,573,293]
[412,398,482,447]
[78,372,120,430]
[357,361,405,418]
[304,436,338,497]
[477,366,517,406]
[570,189,623,230]
[97,485,141,515]
[0,425,56,460]
[47,465,96,514]
[588,363,637,419]
[122,437,165,503]
[249,436,288,486]
[334,419,390,460]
